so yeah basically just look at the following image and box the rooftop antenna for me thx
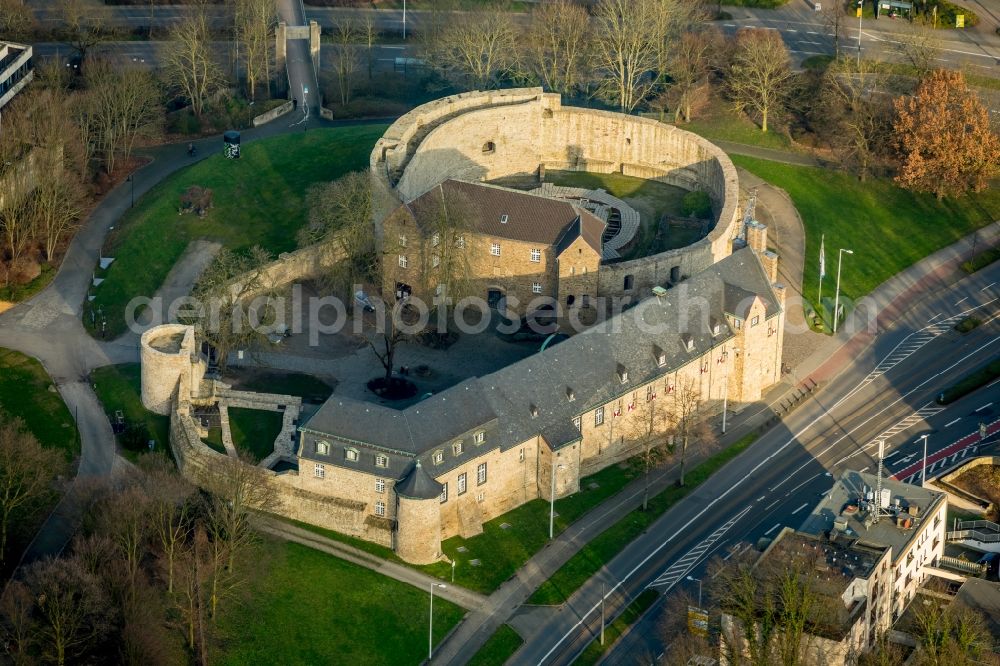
[738,188,758,241]
[872,440,892,524]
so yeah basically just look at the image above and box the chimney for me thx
[745,221,768,254]
[761,250,780,283]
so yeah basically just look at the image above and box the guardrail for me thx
[947,529,1000,543]
[938,555,987,575]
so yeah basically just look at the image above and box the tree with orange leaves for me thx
[893,70,1000,200]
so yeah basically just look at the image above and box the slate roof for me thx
[300,247,781,473]
[408,180,605,253]
[394,460,444,500]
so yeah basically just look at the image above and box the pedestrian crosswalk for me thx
[647,506,752,590]
[857,318,960,391]
[900,445,978,484]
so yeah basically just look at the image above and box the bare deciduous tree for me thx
[592,0,660,112]
[670,378,716,487]
[233,0,276,100]
[895,21,942,77]
[164,6,225,117]
[205,451,278,574]
[330,18,361,106]
[56,0,114,66]
[423,6,521,90]
[525,0,592,95]
[819,58,892,182]
[0,580,36,664]
[726,28,794,133]
[624,390,672,511]
[0,416,66,566]
[0,0,35,41]
[186,246,275,375]
[0,170,35,287]
[821,0,849,59]
[665,29,722,123]
[911,600,994,666]
[139,456,195,595]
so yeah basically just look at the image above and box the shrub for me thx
[681,191,712,219]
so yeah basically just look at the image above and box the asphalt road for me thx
[511,261,1000,665]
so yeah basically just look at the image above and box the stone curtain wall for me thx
[252,100,294,127]
[226,238,347,302]
[373,89,741,303]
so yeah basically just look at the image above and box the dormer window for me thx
[375,453,388,467]
[681,334,695,353]
[530,404,539,418]
[653,345,667,367]
[345,447,359,462]
[433,450,444,464]
[452,441,463,456]
[616,364,629,384]
[500,214,509,224]
[566,387,576,402]
[316,440,330,456]
[710,317,722,337]
[432,233,440,247]
[474,431,485,444]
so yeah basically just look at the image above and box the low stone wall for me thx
[169,392,393,548]
[216,388,301,460]
[228,239,346,301]
[252,100,294,127]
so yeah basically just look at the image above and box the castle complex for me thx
[145,89,788,564]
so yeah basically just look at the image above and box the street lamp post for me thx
[549,463,566,539]
[126,175,134,208]
[600,582,606,645]
[403,0,407,39]
[857,0,863,66]
[428,583,446,661]
[833,248,853,334]
[920,434,929,486]
[687,575,703,608]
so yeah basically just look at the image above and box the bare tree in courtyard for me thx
[525,0,592,95]
[726,28,794,133]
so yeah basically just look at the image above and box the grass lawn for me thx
[227,407,284,461]
[90,363,171,461]
[468,624,524,666]
[529,432,759,605]
[0,264,56,304]
[0,348,79,458]
[575,590,659,666]
[202,427,227,454]
[730,155,1000,320]
[545,170,697,258]
[213,537,465,666]
[87,125,387,339]
[438,459,643,593]
[676,104,796,153]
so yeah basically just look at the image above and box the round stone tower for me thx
[140,324,198,415]
[393,460,443,564]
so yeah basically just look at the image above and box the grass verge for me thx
[87,125,387,339]
[963,246,1000,274]
[730,155,1000,317]
[575,589,659,666]
[227,407,284,461]
[937,357,1000,405]
[0,348,79,458]
[213,537,464,666]
[90,363,171,461]
[954,316,982,334]
[467,624,524,666]
[675,104,796,152]
[529,432,759,605]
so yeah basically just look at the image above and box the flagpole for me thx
[818,234,825,321]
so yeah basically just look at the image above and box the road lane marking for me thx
[807,30,819,34]
[928,313,943,323]
[756,495,765,502]
[975,403,993,412]
[956,297,969,306]
[859,466,869,473]
[765,524,781,536]
[764,500,779,511]
[787,29,798,32]
[946,418,961,427]
[982,283,995,292]
[791,503,809,514]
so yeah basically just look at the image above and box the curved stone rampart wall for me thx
[372,89,741,292]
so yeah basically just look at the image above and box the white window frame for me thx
[477,462,487,486]
[751,315,760,327]
[433,450,444,465]
[530,248,541,263]
[314,463,325,479]
[490,242,501,257]
[345,448,359,462]
[316,440,330,456]
[474,431,485,444]
[374,501,386,517]
[398,255,408,268]
[375,453,389,468]
[532,282,543,294]
[595,406,605,426]
[734,318,742,330]
[476,492,485,503]
[458,473,467,495]
[432,233,440,247]
[519,448,525,462]
[432,255,440,268]
[453,441,463,456]
[573,416,582,431]
[375,478,385,493]
[440,482,448,503]
[398,234,407,248]
[456,235,465,249]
